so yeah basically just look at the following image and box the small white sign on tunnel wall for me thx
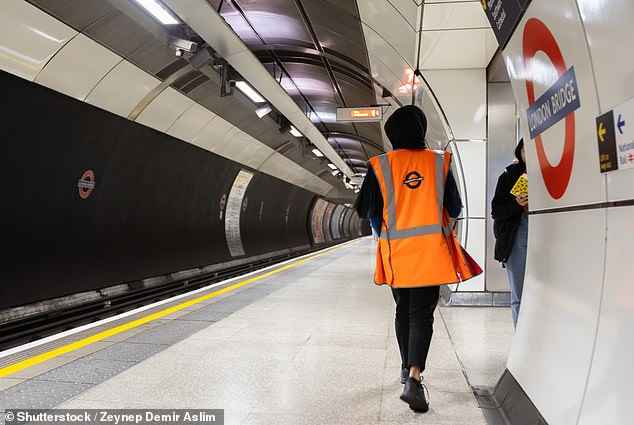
[225,169,254,257]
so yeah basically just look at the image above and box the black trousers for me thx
[391,285,440,371]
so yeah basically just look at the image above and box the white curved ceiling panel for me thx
[169,108,331,195]
[361,23,411,88]
[422,2,490,30]
[191,116,236,152]
[217,135,272,169]
[0,0,76,81]
[358,2,416,66]
[420,28,497,69]
[84,60,160,118]
[35,34,122,101]
[209,126,244,153]
[424,69,487,140]
[136,87,195,133]
[364,51,408,102]
[260,154,293,177]
[305,178,332,195]
[260,155,285,179]
[259,155,331,195]
[384,0,419,30]
[166,103,216,143]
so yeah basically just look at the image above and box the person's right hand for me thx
[516,192,528,207]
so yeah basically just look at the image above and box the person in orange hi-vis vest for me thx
[354,105,482,413]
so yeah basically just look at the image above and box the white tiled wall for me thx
[424,69,487,141]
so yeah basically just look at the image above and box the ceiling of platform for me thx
[205,0,496,175]
[207,0,384,175]
[26,0,496,182]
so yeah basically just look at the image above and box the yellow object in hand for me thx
[510,174,528,196]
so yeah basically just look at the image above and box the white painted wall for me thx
[426,72,487,293]
[424,69,487,141]
[502,0,634,424]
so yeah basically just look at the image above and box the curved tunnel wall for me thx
[501,1,634,424]
[0,70,366,310]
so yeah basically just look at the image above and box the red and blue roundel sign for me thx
[78,170,95,199]
[523,18,579,200]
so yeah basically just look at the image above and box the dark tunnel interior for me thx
[0,70,368,310]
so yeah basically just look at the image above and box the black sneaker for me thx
[400,367,408,384]
[400,377,429,412]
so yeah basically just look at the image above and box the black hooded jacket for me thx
[491,162,526,262]
[354,105,461,223]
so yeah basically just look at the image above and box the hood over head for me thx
[384,105,427,149]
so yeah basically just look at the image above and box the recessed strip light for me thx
[290,126,303,137]
[327,163,337,170]
[133,0,179,25]
[312,148,324,157]
[255,104,272,118]
[331,170,340,176]
[235,81,265,103]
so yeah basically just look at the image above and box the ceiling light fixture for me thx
[327,163,337,170]
[235,81,265,103]
[331,170,340,176]
[312,148,324,157]
[290,126,303,137]
[255,104,272,118]
[133,0,179,25]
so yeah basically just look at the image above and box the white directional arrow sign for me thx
[613,97,634,171]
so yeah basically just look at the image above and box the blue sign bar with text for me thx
[527,66,581,140]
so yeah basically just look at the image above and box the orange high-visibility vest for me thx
[369,149,482,287]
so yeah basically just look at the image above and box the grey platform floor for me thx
[0,238,513,425]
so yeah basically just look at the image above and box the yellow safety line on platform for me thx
[0,240,359,378]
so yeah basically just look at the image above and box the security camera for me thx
[168,36,197,53]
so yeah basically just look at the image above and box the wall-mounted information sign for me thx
[596,96,634,173]
[225,169,253,256]
[481,0,528,49]
[310,198,328,244]
[336,107,382,122]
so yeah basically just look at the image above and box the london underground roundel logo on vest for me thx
[403,171,423,189]
[523,18,579,200]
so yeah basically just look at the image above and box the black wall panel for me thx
[0,71,328,309]
[241,173,284,255]
[284,188,315,248]
[241,174,313,256]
